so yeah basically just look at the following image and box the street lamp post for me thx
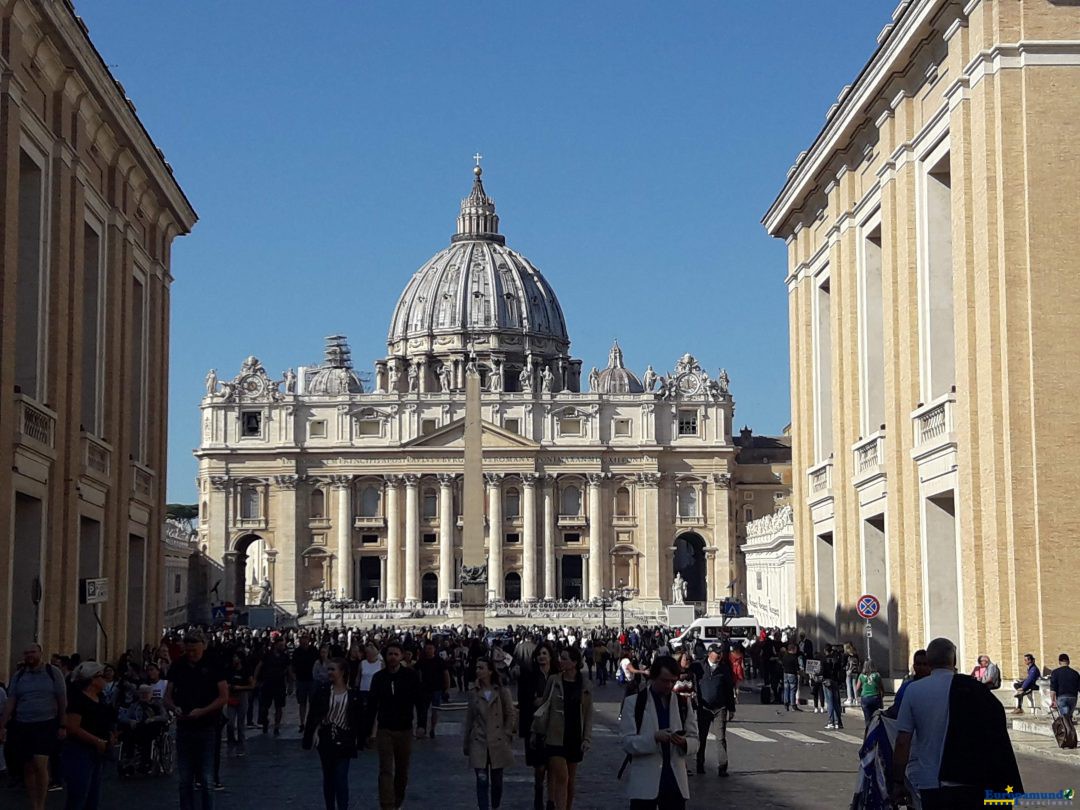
[309,585,332,632]
[613,579,637,631]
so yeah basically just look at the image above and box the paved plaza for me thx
[10,682,1077,810]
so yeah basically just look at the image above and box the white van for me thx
[669,617,760,652]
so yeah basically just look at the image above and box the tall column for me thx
[543,476,556,599]
[272,475,300,611]
[379,555,387,601]
[486,473,504,599]
[586,473,605,599]
[385,477,401,603]
[438,474,455,603]
[332,476,354,599]
[582,554,590,601]
[404,474,420,603]
[522,474,538,601]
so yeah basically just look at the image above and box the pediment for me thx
[403,418,539,449]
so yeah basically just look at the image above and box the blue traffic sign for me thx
[211,605,227,622]
[856,594,880,620]
[722,600,741,617]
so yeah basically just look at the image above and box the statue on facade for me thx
[671,572,687,605]
[489,364,503,393]
[258,577,273,606]
[540,365,554,394]
[519,365,533,393]
[283,368,297,394]
[407,363,419,393]
[718,368,730,394]
[438,362,452,393]
[643,365,657,392]
[388,363,400,391]
[204,369,218,396]
[588,366,600,392]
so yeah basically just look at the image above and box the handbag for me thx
[529,688,554,748]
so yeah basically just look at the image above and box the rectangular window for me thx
[677,410,698,436]
[421,418,438,436]
[129,276,147,459]
[743,491,754,501]
[422,532,437,545]
[358,419,381,437]
[859,217,885,434]
[504,418,521,435]
[174,574,182,594]
[81,222,103,433]
[241,411,262,437]
[308,420,327,439]
[613,418,631,437]
[558,417,583,437]
[16,150,44,398]
[505,532,520,544]
[920,148,955,400]
[814,276,833,458]
[361,533,379,545]
[564,532,581,544]
[745,507,754,522]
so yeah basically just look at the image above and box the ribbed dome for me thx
[387,166,570,361]
[307,335,364,396]
[590,341,644,394]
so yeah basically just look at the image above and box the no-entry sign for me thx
[857,594,880,620]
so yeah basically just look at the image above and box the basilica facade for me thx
[195,167,789,616]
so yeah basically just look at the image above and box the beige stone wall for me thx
[765,0,1080,677]
[0,0,195,672]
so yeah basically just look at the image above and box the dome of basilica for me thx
[590,341,644,394]
[387,166,570,362]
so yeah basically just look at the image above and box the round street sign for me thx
[857,594,880,620]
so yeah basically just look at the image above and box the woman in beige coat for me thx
[463,657,516,810]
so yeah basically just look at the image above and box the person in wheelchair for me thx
[120,684,169,774]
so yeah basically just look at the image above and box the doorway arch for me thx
[673,532,707,602]
[421,572,438,604]
[230,533,271,607]
[504,572,522,602]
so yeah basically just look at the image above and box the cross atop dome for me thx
[455,157,503,244]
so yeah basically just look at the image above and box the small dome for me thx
[387,166,570,362]
[307,335,364,396]
[592,340,643,394]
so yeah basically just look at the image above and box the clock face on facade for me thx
[240,375,265,397]
[676,372,701,396]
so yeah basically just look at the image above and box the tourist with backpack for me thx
[618,655,698,810]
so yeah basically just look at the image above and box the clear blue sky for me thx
[76,1,896,503]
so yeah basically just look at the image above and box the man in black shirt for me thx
[362,641,426,810]
[254,636,291,735]
[415,641,450,739]
[691,644,736,777]
[780,644,803,711]
[166,631,228,810]
[1051,653,1080,721]
[290,634,319,733]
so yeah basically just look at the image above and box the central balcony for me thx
[354,516,386,528]
[558,514,587,528]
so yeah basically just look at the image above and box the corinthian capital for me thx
[402,473,420,488]
[712,472,732,489]
[585,472,608,487]
[273,474,300,490]
[437,473,457,487]
[484,472,505,488]
[521,472,539,487]
[635,472,662,488]
[329,474,354,490]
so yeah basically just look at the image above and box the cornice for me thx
[762,0,951,236]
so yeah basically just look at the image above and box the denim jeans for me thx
[475,765,504,810]
[225,694,248,753]
[824,683,843,727]
[61,741,103,810]
[318,746,351,810]
[177,726,217,810]
[861,694,883,725]
[783,673,799,707]
[1058,695,1077,720]
[846,674,859,702]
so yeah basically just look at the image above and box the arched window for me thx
[422,488,438,519]
[241,485,260,519]
[360,485,380,517]
[504,487,521,518]
[421,572,438,604]
[309,488,325,518]
[561,485,582,516]
[615,486,631,516]
[744,506,754,523]
[678,485,698,518]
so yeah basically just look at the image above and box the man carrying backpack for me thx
[618,655,699,810]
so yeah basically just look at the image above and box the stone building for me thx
[163,519,197,627]
[762,0,1080,676]
[195,166,789,617]
[0,0,196,670]
[741,506,796,630]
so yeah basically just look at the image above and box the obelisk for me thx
[460,364,486,627]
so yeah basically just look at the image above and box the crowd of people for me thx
[0,620,1076,810]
